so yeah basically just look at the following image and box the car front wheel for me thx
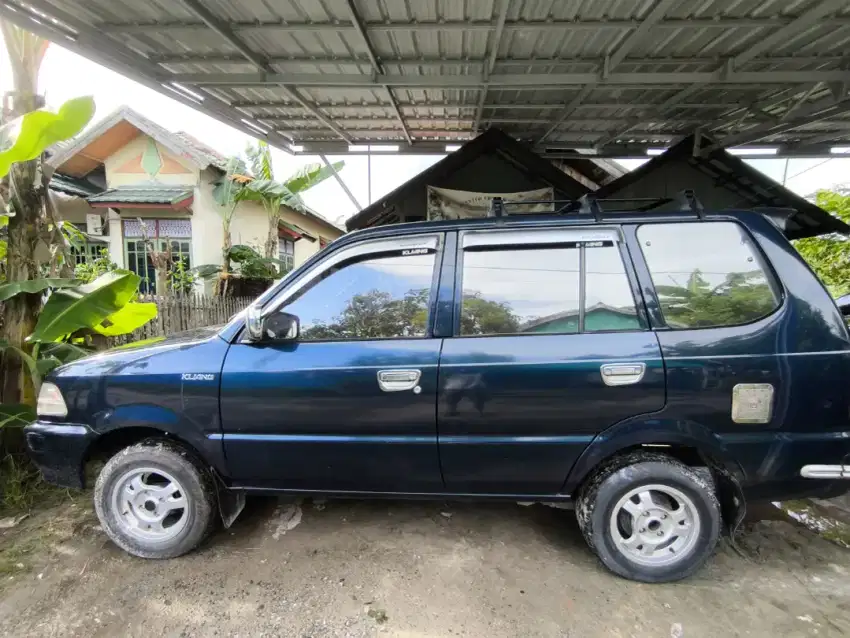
[94,440,216,559]
[576,452,721,583]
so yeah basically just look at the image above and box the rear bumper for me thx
[24,421,97,489]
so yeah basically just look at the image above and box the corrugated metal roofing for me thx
[87,185,193,205]
[4,0,850,158]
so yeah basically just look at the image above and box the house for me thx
[345,128,846,240]
[592,133,847,240]
[522,303,641,334]
[346,128,626,230]
[48,107,345,293]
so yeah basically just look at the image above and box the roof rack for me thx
[490,189,706,221]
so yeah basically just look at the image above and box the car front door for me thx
[437,227,666,495]
[219,233,445,493]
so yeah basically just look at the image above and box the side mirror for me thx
[245,306,300,342]
[263,311,300,341]
[836,294,850,317]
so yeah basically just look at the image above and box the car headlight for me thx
[37,382,68,418]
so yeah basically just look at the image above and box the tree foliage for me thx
[236,141,343,263]
[299,289,522,340]
[459,292,520,335]
[304,289,430,340]
[793,188,850,296]
[655,270,776,328]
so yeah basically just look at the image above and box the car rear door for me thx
[437,226,666,495]
[219,233,445,493]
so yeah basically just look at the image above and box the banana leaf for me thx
[0,278,81,302]
[93,301,158,337]
[0,96,95,178]
[28,271,141,343]
[0,404,35,429]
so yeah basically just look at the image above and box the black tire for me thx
[94,439,217,559]
[575,452,721,583]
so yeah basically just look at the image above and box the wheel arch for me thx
[84,424,229,483]
[562,418,745,496]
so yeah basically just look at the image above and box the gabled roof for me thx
[346,128,621,231]
[47,107,228,177]
[596,133,848,240]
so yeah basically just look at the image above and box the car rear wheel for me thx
[576,452,721,583]
[94,440,216,559]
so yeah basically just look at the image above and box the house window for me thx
[70,242,104,266]
[279,238,295,272]
[123,219,192,294]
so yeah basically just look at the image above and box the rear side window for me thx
[459,240,641,336]
[638,221,780,329]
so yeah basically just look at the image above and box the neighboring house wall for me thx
[196,167,343,271]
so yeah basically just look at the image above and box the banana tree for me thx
[211,156,249,288]
[0,271,157,427]
[239,141,343,264]
[0,19,97,418]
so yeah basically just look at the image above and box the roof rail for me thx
[493,189,707,222]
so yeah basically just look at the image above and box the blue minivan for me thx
[24,206,850,582]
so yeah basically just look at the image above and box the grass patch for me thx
[0,453,71,516]
[776,500,850,548]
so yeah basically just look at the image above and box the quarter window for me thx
[638,221,779,329]
[281,251,436,341]
[459,240,640,336]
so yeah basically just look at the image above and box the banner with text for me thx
[426,186,555,221]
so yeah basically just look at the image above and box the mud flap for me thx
[712,464,746,538]
[213,471,246,529]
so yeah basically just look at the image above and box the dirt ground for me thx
[0,494,849,638]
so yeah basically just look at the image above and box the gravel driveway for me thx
[1,496,848,637]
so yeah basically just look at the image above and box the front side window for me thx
[459,240,640,336]
[639,221,780,329]
[281,251,436,341]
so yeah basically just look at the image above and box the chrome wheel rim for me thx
[609,484,700,567]
[111,467,189,543]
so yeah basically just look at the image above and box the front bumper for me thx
[24,421,97,489]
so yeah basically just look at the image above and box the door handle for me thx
[377,369,422,392]
[600,363,646,386]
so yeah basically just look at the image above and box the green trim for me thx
[141,138,163,177]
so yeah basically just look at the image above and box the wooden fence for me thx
[111,294,255,344]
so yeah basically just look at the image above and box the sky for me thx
[2,42,849,225]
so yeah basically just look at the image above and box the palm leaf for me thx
[245,140,273,180]
[284,161,344,194]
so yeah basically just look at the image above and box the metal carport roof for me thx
[3,0,850,159]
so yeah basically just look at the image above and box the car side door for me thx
[219,233,445,493]
[437,226,666,495]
